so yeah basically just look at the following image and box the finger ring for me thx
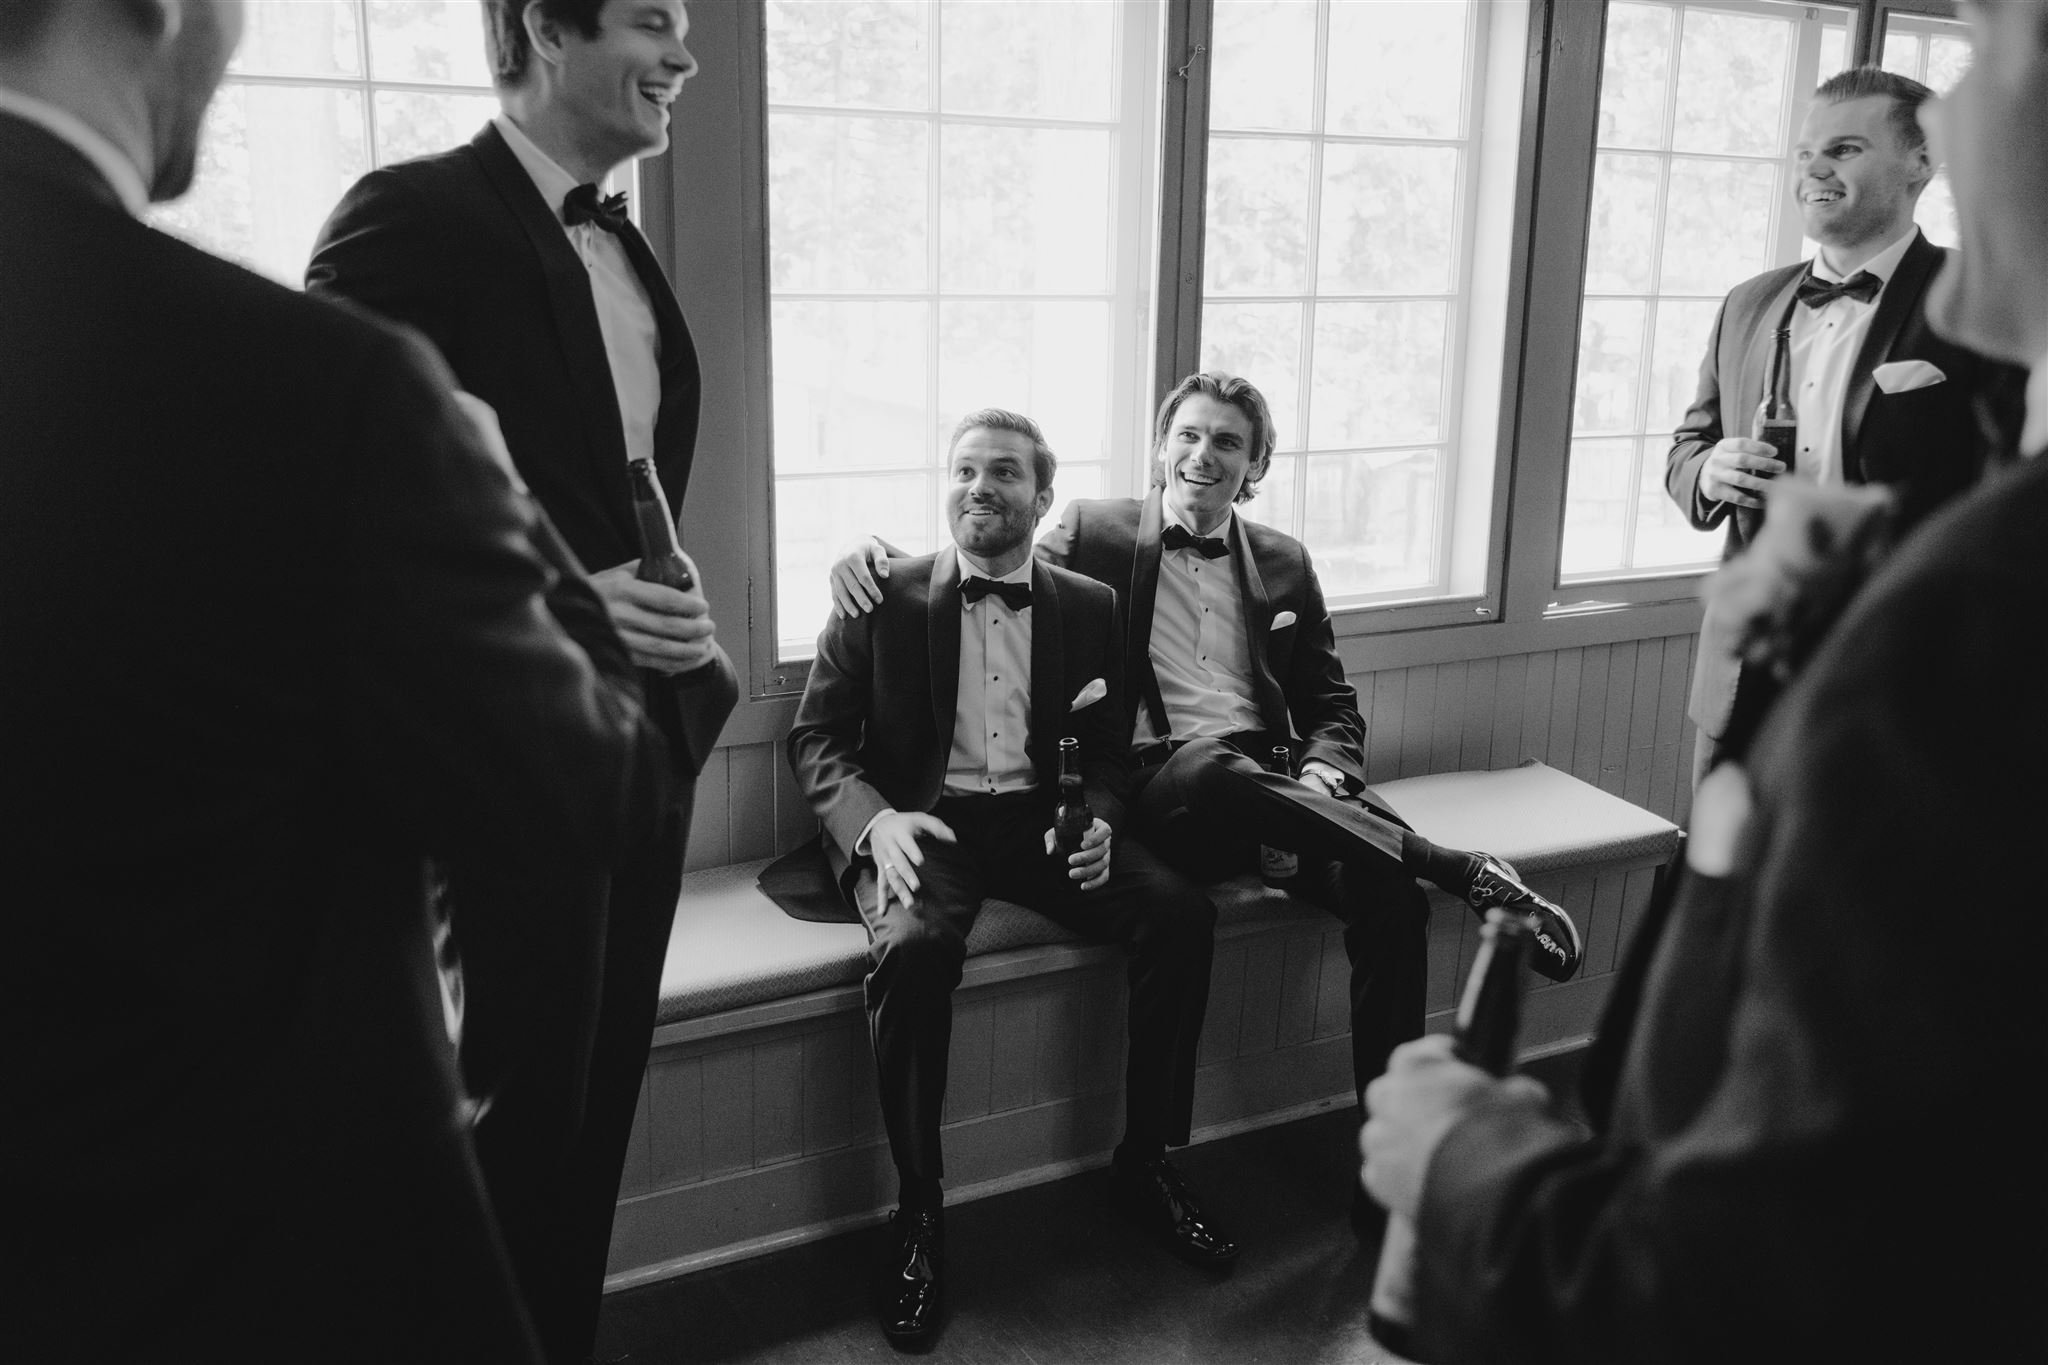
[883,862,897,873]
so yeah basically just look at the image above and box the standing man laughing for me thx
[308,3,737,1358]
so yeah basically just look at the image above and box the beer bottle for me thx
[1752,325,1797,478]
[628,457,695,591]
[1259,746,1300,887]
[1053,737,1092,858]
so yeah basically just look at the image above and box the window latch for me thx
[1175,43,1206,80]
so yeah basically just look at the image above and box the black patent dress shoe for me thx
[1466,853,1584,982]
[1112,1155,1241,1267]
[875,1206,944,1348]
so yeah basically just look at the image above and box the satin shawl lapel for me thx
[1029,560,1065,787]
[614,218,702,500]
[1841,231,1937,471]
[1229,519,1290,732]
[927,551,963,758]
[1128,492,1170,734]
[469,124,636,543]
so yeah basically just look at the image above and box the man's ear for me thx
[114,0,180,42]
[523,0,570,69]
[1032,483,1056,524]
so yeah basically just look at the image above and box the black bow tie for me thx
[1796,270,1881,310]
[563,183,630,234]
[960,577,1032,610]
[1161,524,1229,559]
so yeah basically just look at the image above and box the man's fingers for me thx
[908,814,957,844]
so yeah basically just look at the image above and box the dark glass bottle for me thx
[629,457,694,591]
[1752,325,1798,477]
[1053,737,1092,858]
[1259,746,1300,887]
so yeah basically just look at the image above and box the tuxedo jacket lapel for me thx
[1128,492,1171,736]
[1229,519,1290,734]
[927,550,963,760]
[470,125,636,544]
[1841,230,1936,471]
[615,218,702,502]
[1028,560,1066,787]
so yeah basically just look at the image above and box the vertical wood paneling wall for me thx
[683,634,1699,873]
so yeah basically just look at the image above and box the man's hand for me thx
[1699,437,1786,510]
[1043,818,1112,891]
[870,811,957,912]
[828,537,889,618]
[590,560,717,674]
[1297,762,1346,799]
[1359,1035,1550,1220]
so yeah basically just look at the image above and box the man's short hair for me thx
[948,408,1057,494]
[0,0,62,51]
[1814,66,1935,154]
[482,0,606,87]
[1148,372,1277,504]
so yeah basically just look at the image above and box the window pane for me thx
[1598,3,1673,150]
[1045,462,1106,540]
[1316,144,1460,295]
[771,301,931,474]
[1916,171,1958,249]
[1881,31,1921,79]
[936,302,1112,463]
[1584,153,1662,293]
[1631,442,1720,568]
[1657,157,1777,295]
[1573,301,1647,437]
[1203,137,1313,296]
[1560,438,1637,577]
[1209,0,1318,133]
[1201,301,1305,450]
[776,473,934,655]
[940,0,1115,120]
[1925,35,1972,93]
[1302,449,1440,596]
[1647,299,1719,435]
[372,91,498,167]
[1671,10,1792,157]
[766,0,931,110]
[1323,0,1469,140]
[939,126,1111,294]
[1307,301,1448,449]
[153,83,369,286]
[366,0,491,86]
[231,0,361,78]
[1238,454,1299,531]
[768,113,928,292]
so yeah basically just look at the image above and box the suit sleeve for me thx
[340,329,669,864]
[1036,500,1080,570]
[1405,564,2048,1363]
[1283,548,1368,789]
[1075,586,1132,832]
[786,609,893,859]
[306,168,458,359]
[1667,298,1735,532]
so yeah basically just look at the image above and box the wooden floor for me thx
[594,1052,1580,1365]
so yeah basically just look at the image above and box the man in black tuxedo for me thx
[1360,7,2048,1359]
[1,2,672,1359]
[1668,66,2016,784]
[306,2,736,1357]
[832,373,1584,1239]
[783,410,1228,1348]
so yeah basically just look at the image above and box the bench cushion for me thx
[655,760,1678,1025]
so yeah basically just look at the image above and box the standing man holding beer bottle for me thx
[306,3,737,1359]
[775,409,1225,1350]
[1667,66,2014,786]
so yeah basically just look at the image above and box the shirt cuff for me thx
[1300,760,1347,794]
[853,810,896,858]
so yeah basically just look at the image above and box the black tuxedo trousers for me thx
[1132,734,1430,1102]
[856,790,1215,1181]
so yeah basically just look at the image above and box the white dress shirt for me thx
[0,85,149,216]
[1137,504,1266,747]
[944,552,1037,797]
[2023,347,2048,459]
[492,114,662,467]
[1789,227,1919,486]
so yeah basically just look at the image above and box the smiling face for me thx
[545,0,695,166]
[1924,0,2048,363]
[1793,93,1931,263]
[946,427,1053,575]
[1155,393,1262,534]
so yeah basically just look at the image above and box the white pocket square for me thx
[1269,610,1297,631]
[1070,678,1107,712]
[1872,359,1946,394]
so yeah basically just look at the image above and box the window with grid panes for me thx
[1558,0,1857,585]
[150,2,523,286]
[762,0,1163,659]
[1197,0,1531,609]
[1880,10,1969,248]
